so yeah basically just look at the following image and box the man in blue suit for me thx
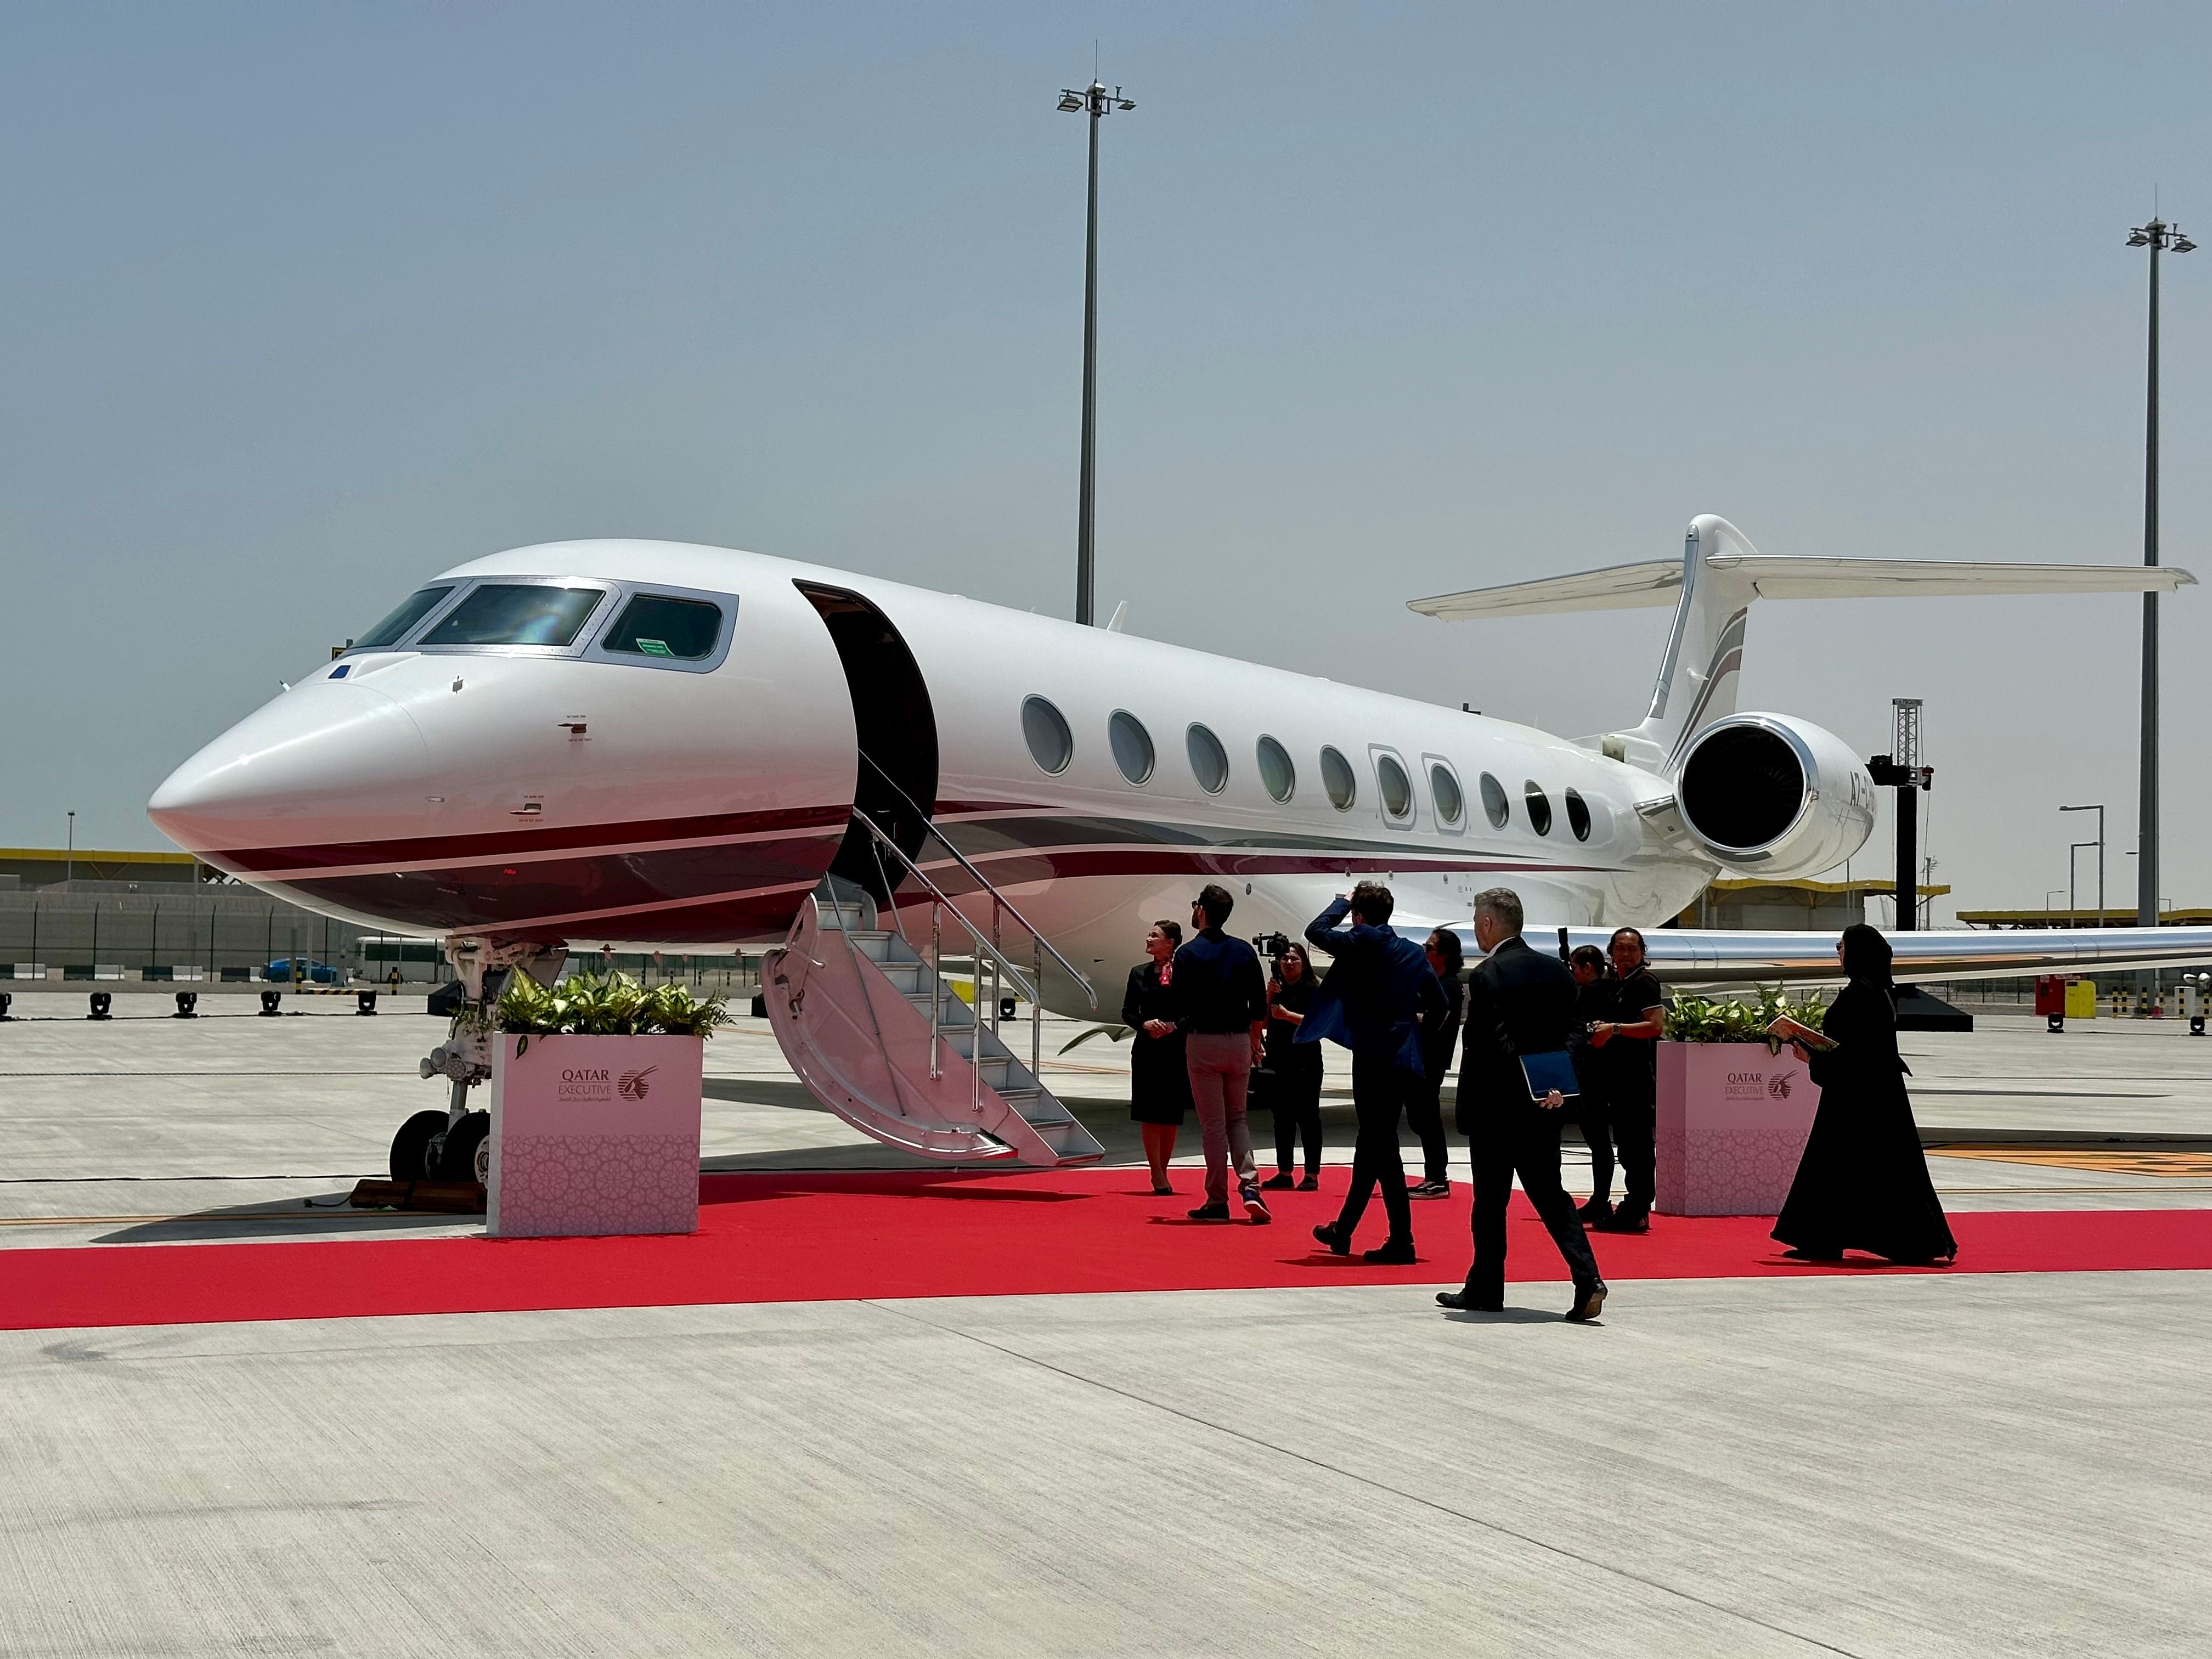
[1302,882,1447,1264]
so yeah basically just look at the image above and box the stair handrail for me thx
[847,803,1098,1011]
[848,816,1053,1009]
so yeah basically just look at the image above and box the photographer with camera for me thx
[1303,881,1446,1265]
[1258,938,1324,1190]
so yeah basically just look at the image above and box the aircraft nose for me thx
[149,681,433,861]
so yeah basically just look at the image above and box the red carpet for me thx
[4,1167,2209,1333]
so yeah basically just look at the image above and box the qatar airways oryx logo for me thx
[617,1066,657,1101]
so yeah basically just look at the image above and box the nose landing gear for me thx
[392,935,565,1186]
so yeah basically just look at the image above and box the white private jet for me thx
[149,515,2209,1178]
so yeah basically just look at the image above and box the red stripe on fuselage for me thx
[202,803,855,876]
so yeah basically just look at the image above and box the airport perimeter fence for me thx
[0,890,383,984]
[0,891,770,994]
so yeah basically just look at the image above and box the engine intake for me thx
[1675,713,1875,879]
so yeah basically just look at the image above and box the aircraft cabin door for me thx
[793,583,940,905]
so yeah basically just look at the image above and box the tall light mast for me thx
[2125,216,2193,926]
[1058,79,1135,626]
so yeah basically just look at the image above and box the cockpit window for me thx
[353,586,454,649]
[419,584,605,647]
[602,595,723,660]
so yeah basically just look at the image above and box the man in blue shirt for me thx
[1302,881,1447,1264]
[1171,883,1272,1223]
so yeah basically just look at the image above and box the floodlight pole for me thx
[1060,80,1135,625]
[2128,217,2192,927]
[65,810,75,887]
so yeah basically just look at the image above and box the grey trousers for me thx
[1185,1031,1258,1204]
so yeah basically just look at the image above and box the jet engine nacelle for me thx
[1674,712,1876,879]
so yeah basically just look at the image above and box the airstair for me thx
[761,816,1105,1166]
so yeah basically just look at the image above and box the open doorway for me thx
[795,582,939,904]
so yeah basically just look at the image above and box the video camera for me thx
[1250,931,1293,973]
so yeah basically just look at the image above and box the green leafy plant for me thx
[1663,986,1827,1052]
[493,969,728,1046]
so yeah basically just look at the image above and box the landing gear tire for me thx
[390,1110,449,1182]
[438,1111,490,1184]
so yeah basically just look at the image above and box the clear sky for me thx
[4,2,2205,922]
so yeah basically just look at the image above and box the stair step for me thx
[995,1088,1074,1127]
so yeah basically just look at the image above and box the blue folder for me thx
[1517,1049,1581,1103]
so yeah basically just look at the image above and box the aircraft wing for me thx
[1452,924,2212,988]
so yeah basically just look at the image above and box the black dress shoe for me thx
[1363,1239,1417,1265]
[1187,1201,1231,1222]
[1564,1282,1607,1323]
[1312,1222,1350,1256]
[1436,1290,1504,1313]
[1575,1198,1613,1224]
[1296,1174,1320,1192]
[1260,1172,1295,1190]
[1591,1210,1649,1234]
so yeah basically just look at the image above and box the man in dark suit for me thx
[1301,881,1447,1264]
[1438,887,1607,1322]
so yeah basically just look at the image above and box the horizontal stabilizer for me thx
[1410,555,2194,620]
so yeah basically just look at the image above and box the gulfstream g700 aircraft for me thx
[148,515,2211,1175]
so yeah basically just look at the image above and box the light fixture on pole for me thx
[1867,698,1931,930]
[2126,216,2192,927]
[65,810,75,887]
[1058,78,1136,627]
[2068,842,2098,927]
[2059,803,2106,927]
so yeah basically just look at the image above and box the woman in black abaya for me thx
[1773,924,1957,1265]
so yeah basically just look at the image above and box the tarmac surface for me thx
[2,992,2208,1655]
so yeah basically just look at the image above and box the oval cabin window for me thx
[1256,736,1295,803]
[1022,696,1074,775]
[1320,746,1357,810]
[1480,772,1510,828]
[1430,764,1464,827]
[1109,710,1154,785]
[1378,754,1413,820]
[1187,724,1229,794]
[1565,787,1592,842]
[1523,781,1554,836]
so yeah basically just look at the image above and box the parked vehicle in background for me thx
[263,958,340,984]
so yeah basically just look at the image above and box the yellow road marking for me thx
[1930,1147,2212,1178]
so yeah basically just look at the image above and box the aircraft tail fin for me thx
[1407,515,2193,771]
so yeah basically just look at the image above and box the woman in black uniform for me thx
[1405,928,1464,1199]
[1122,919,1193,1195]
[1259,941,1324,1190]
[1774,924,1957,1265]
[1588,926,1664,1233]
[1566,944,1617,1224]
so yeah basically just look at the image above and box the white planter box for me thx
[1655,1041,1822,1217]
[487,1034,704,1238]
